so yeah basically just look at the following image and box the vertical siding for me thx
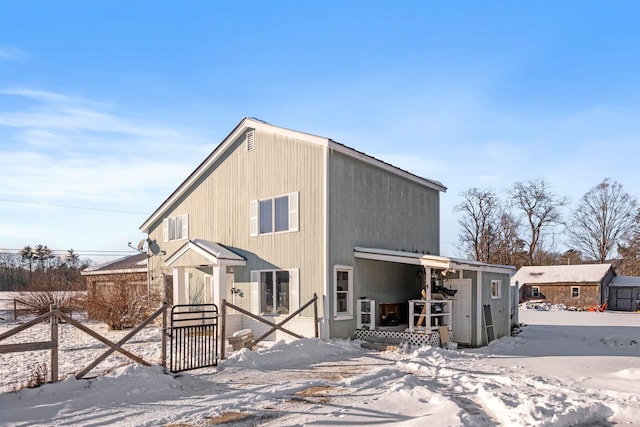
[327,150,441,338]
[146,128,325,319]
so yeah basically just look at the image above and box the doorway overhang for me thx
[165,239,246,269]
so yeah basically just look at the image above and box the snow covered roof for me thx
[165,239,246,267]
[609,275,640,287]
[81,253,147,276]
[511,264,613,286]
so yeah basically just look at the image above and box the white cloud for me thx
[0,46,26,61]
[0,89,214,252]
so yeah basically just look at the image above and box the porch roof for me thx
[165,239,246,268]
[353,247,515,275]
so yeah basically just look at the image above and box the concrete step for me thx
[364,335,404,345]
[361,342,400,352]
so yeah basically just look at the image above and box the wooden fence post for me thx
[220,299,226,360]
[50,305,59,383]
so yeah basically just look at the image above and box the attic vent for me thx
[246,130,255,152]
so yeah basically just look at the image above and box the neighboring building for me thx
[82,253,149,301]
[513,264,614,310]
[139,118,514,346]
[607,275,640,311]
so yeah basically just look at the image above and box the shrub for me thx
[18,281,82,316]
[85,276,160,330]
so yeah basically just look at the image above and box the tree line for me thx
[0,245,90,291]
[455,178,640,273]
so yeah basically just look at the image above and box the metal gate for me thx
[170,304,218,373]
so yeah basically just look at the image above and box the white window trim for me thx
[571,286,580,298]
[250,192,299,237]
[490,279,501,299]
[250,268,299,316]
[162,214,189,242]
[334,265,353,320]
[532,286,540,298]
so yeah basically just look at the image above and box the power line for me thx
[0,198,149,215]
[0,249,137,257]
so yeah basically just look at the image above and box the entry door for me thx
[448,278,472,345]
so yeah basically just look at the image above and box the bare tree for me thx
[508,179,568,265]
[492,211,526,267]
[567,179,638,263]
[455,188,501,263]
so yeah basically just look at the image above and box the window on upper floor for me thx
[532,286,540,298]
[162,214,188,242]
[250,192,299,236]
[571,287,580,298]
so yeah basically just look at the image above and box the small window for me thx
[532,286,540,298]
[334,265,353,319]
[571,287,580,298]
[491,280,501,299]
[246,130,255,151]
[162,214,188,242]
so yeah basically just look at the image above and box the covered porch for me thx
[352,247,514,348]
[165,239,246,308]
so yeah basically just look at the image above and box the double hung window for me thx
[250,192,299,236]
[334,265,353,319]
[162,214,188,242]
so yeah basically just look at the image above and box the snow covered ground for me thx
[1,302,639,426]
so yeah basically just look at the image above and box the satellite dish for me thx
[148,240,161,255]
[136,239,146,252]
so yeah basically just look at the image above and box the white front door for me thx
[448,278,472,345]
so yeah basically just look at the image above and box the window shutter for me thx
[289,192,299,232]
[289,268,300,315]
[246,130,255,151]
[162,218,169,242]
[182,214,189,240]
[251,271,260,314]
[249,200,259,237]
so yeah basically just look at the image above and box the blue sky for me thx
[2,1,640,261]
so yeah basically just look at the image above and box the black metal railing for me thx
[169,304,218,373]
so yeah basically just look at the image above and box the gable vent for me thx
[246,130,255,152]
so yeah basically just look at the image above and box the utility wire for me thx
[0,198,149,215]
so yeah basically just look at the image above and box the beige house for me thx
[139,118,514,346]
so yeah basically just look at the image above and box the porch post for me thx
[424,267,432,300]
[212,265,227,309]
[173,267,186,305]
